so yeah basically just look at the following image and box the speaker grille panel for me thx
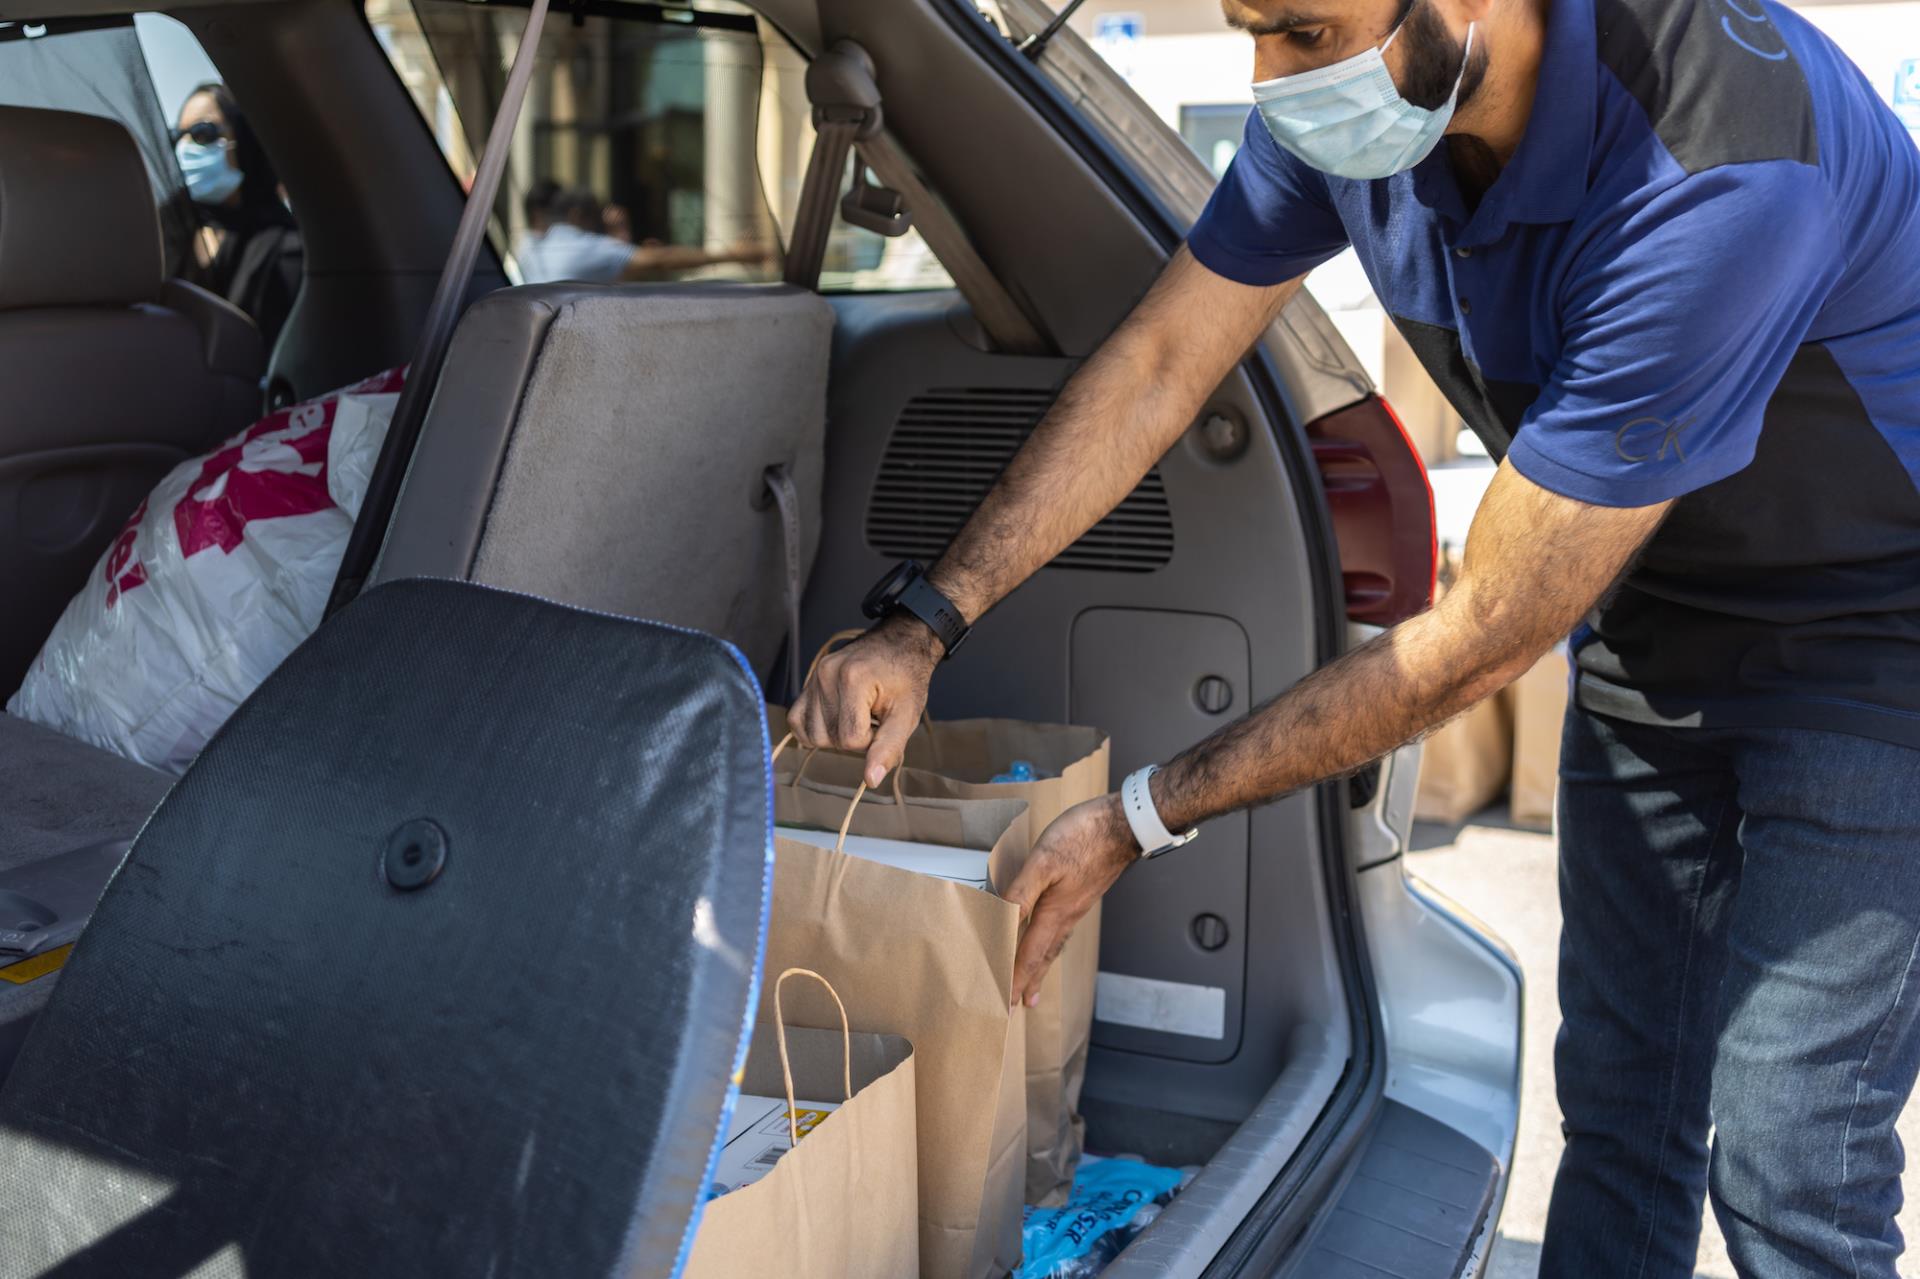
[866,388,1175,573]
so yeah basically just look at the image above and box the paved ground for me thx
[1407,812,1920,1279]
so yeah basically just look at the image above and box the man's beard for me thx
[1396,0,1489,112]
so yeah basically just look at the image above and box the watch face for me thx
[861,559,923,621]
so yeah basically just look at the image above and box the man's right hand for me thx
[789,615,943,787]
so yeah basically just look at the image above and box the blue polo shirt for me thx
[1190,0,1920,748]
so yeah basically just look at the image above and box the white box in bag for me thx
[710,1092,843,1197]
[774,825,993,891]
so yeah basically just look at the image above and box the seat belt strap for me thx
[790,41,1047,353]
[784,44,882,289]
[762,464,805,698]
[325,0,552,618]
[783,117,860,288]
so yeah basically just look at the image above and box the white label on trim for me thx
[1095,971,1227,1039]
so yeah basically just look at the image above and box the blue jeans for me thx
[1540,708,1920,1278]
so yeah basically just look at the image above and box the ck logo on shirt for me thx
[1713,0,1790,61]
[1615,416,1690,464]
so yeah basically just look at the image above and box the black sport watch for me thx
[861,560,971,658]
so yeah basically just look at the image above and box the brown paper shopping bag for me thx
[685,969,918,1279]
[773,713,1107,1204]
[765,760,1028,1279]
[775,627,1109,1204]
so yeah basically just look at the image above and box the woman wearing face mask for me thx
[174,83,303,352]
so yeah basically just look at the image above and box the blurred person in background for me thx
[516,184,769,284]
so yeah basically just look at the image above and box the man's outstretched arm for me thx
[1003,462,1672,1004]
[792,249,1303,783]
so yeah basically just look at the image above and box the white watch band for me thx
[1121,765,1197,859]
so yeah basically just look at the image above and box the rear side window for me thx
[364,0,952,292]
[0,16,199,275]
[757,36,952,291]
[0,16,304,348]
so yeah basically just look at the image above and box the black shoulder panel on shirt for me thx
[1594,0,1819,172]
[1391,316,1538,458]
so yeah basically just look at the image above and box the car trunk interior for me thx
[2,0,1371,1265]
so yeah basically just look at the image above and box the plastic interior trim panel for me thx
[804,290,1386,1275]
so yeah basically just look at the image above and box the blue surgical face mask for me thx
[1252,13,1475,180]
[176,137,243,206]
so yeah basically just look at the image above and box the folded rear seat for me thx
[2,279,829,1074]
[368,281,833,676]
[0,716,169,875]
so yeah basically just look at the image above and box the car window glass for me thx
[756,34,953,292]
[137,15,306,352]
[0,17,199,276]
[368,0,782,286]
[365,0,952,293]
[0,17,304,349]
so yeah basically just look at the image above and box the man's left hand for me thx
[1004,793,1140,1008]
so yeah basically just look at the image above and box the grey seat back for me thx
[370,282,832,678]
[0,578,773,1279]
[0,106,265,690]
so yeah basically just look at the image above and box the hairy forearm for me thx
[927,256,1302,626]
[929,329,1193,622]
[624,243,756,276]
[1148,465,1672,833]
[1151,584,1540,831]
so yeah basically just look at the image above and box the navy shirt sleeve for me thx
[1505,160,1843,507]
[1186,110,1350,286]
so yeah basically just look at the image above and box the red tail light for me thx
[1305,395,1438,626]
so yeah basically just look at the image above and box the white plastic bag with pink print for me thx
[7,367,406,773]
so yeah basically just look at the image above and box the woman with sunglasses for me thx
[174,83,303,353]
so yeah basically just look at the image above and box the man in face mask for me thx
[791,1,1920,1273]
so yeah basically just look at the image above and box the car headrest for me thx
[0,106,163,312]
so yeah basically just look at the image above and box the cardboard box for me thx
[1509,645,1570,831]
[1413,692,1512,825]
[710,1092,844,1198]
[1382,316,1461,466]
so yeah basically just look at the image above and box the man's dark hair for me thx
[523,177,562,225]
[556,187,606,230]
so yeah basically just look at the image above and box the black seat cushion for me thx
[0,578,772,1278]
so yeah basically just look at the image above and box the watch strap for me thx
[896,572,970,657]
[1121,765,1196,859]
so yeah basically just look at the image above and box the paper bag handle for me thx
[772,733,908,826]
[772,967,852,1145]
[833,770,916,853]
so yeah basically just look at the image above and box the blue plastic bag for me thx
[1019,1157,1185,1278]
